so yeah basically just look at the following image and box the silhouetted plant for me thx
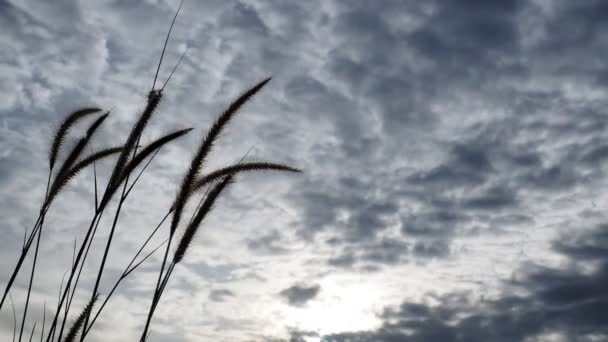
[1,2,301,341]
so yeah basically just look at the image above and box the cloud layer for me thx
[0,0,607,341]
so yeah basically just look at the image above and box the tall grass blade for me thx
[106,91,162,192]
[40,302,45,342]
[101,128,192,208]
[46,114,111,206]
[47,145,121,207]
[193,162,300,192]
[174,176,233,264]
[49,108,102,171]
[161,49,187,91]
[152,0,184,91]
[9,293,16,342]
[63,295,97,342]
[18,214,45,342]
[170,78,271,235]
[28,322,36,342]
[89,145,99,210]
[82,212,171,338]
[123,148,160,200]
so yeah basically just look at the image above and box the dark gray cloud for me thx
[328,237,410,270]
[285,329,320,342]
[318,223,608,341]
[407,143,494,188]
[553,224,608,261]
[246,230,289,255]
[279,284,321,307]
[209,289,236,303]
[412,240,450,259]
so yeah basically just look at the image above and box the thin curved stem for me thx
[0,214,44,311]
[45,210,101,342]
[18,215,45,342]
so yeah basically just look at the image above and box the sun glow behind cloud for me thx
[283,277,383,336]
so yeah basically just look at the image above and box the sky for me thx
[0,0,607,341]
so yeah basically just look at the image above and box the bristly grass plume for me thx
[0,1,301,341]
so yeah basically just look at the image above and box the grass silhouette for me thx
[1,3,301,341]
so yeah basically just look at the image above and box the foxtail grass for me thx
[2,2,301,341]
[63,295,97,342]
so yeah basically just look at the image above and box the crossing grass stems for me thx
[0,2,301,341]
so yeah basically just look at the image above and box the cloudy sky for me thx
[1,0,607,341]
